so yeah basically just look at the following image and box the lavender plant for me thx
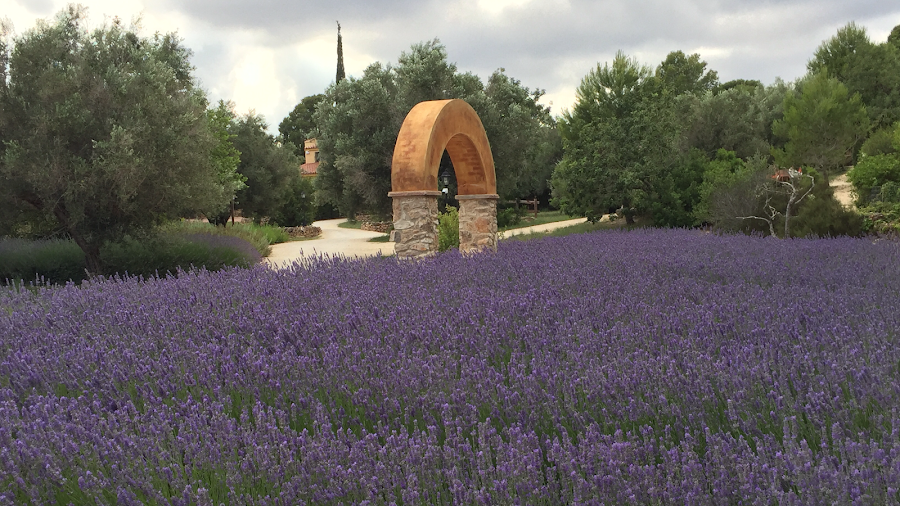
[0,229,898,504]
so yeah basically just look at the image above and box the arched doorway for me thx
[388,99,498,258]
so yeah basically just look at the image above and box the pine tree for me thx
[336,22,345,83]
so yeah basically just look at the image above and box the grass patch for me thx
[504,215,648,241]
[337,220,362,230]
[499,210,576,231]
[369,235,391,243]
[160,220,296,256]
[1,230,264,285]
[0,238,86,285]
[100,233,261,278]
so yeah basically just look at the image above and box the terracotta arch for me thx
[391,99,496,195]
[388,99,499,257]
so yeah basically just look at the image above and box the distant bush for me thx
[0,238,85,285]
[100,234,261,278]
[1,233,262,285]
[791,195,865,238]
[497,205,526,229]
[161,220,284,256]
[438,206,459,252]
[860,126,897,157]
[847,154,900,206]
[272,176,316,227]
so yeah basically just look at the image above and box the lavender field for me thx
[1,229,899,505]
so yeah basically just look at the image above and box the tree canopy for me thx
[656,50,719,96]
[551,51,678,223]
[278,93,325,155]
[772,71,869,173]
[230,113,303,222]
[312,40,558,218]
[0,7,229,273]
[808,22,900,131]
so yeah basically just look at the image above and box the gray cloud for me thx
[8,0,900,126]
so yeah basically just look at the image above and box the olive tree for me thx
[0,7,230,273]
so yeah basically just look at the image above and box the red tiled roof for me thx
[301,162,320,176]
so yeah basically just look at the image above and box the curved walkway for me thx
[265,216,589,268]
[265,218,393,268]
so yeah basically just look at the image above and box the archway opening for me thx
[389,99,498,258]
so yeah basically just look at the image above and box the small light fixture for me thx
[440,168,451,188]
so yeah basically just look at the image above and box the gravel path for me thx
[265,218,392,267]
[265,216,590,267]
[831,173,855,209]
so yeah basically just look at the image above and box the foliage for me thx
[496,205,525,229]
[475,71,561,200]
[313,40,558,217]
[890,24,900,50]
[0,232,260,285]
[2,231,899,503]
[702,155,775,233]
[809,22,900,131]
[0,7,227,274]
[160,220,289,255]
[693,149,749,224]
[679,80,789,159]
[271,176,316,227]
[437,205,459,251]
[880,181,900,204]
[847,153,900,206]
[315,60,399,219]
[552,51,678,224]
[715,79,763,93]
[99,233,261,278]
[772,71,869,173]
[230,113,302,222]
[739,166,818,238]
[860,124,898,157]
[655,50,719,96]
[335,22,345,83]
[206,100,246,225]
[790,182,864,238]
[0,238,85,285]
[649,148,707,227]
[277,94,325,155]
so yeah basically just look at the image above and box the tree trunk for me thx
[53,204,103,276]
[70,233,103,277]
[784,194,795,238]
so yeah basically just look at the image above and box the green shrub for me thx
[497,205,526,229]
[875,181,900,204]
[438,206,459,252]
[248,224,290,247]
[860,126,897,157]
[99,233,261,278]
[847,154,900,206]
[791,195,864,238]
[272,176,316,227]
[0,238,86,285]
[1,232,263,285]
[160,220,278,255]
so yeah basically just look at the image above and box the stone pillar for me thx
[457,194,499,254]
[388,191,441,259]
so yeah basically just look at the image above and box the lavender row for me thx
[1,229,898,504]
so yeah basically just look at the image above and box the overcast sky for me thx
[5,1,899,132]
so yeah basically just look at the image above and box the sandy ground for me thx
[265,218,393,268]
[831,173,856,209]
[265,216,591,268]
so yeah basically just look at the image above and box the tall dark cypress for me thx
[336,22,345,83]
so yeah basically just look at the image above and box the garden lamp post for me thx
[440,168,451,194]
